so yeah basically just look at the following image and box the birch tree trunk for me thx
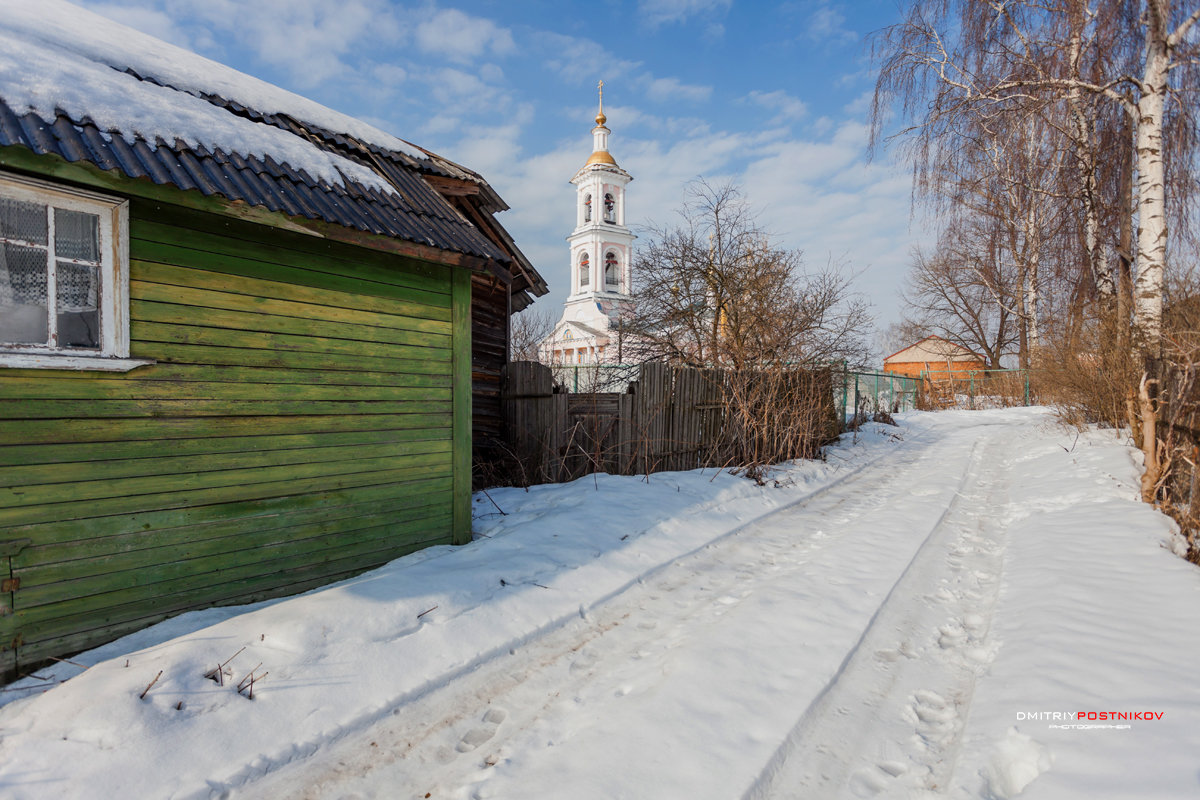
[1066,4,1114,312]
[1132,0,1172,366]
[1131,0,1200,500]
[1023,200,1041,355]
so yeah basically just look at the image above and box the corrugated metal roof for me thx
[0,98,515,266]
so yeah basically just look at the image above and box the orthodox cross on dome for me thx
[596,80,606,126]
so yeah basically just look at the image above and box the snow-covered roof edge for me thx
[0,0,552,288]
[3,0,425,164]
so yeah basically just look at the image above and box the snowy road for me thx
[253,417,995,799]
[2,409,1197,800]
[240,412,1168,800]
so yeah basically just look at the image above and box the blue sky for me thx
[76,0,926,341]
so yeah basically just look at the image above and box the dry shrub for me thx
[722,365,839,483]
[1035,319,1137,430]
[1159,298,1200,561]
[1035,299,1200,562]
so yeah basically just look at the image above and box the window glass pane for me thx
[0,243,49,344]
[56,260,99,311]
[54,208,100,262]
[0,197,48,245]
[56,260,100,349]
[58,308,100,349]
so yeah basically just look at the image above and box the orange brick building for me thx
[883,335,986,380]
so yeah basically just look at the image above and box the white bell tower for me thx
[563,82,634,320]
[542,83,636,366]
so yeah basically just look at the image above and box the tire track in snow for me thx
[741,432,1013,799]
[232,424,961,799]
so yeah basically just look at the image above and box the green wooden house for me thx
[0,5,545,679]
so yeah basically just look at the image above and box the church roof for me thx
[558,320,608,339]
[585,147,618,167]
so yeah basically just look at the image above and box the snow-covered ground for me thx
[1,408,1197,799]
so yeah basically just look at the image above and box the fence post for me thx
[1024,370,1030,406]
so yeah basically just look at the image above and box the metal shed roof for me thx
[0,99,505,260]
[0,4,546,303]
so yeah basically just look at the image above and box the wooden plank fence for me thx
[499,361,836,485]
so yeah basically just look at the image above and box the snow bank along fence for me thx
[499,361,839,485]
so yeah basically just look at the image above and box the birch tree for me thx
[872,0,1200,500]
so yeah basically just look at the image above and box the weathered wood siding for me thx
[0,199,471,677]
[502,362,837,485]
[471,274,508,487]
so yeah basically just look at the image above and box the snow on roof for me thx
[0,0,420,191]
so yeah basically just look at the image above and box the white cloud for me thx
[748,90,808,123]
[537,32,641,85]
[74,2,195,49]
[638,0,732,29]
[108,0,404,88]
[371,63,408,86]
[841,89,874,117]
[422,67,497,108]
[644,76,713,104]
[419,114,463,137]
[738,122,926,328]
[415,9,515,65]
[805,2,857,45]
[245,1,401,84]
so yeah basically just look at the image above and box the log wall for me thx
[0,199,472,677]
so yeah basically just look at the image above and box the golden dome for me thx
[595,110,607,126]
[585,149,617,166]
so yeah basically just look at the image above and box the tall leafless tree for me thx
[625,180,872,369]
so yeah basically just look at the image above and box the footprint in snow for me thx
[938,623,967,649]
[456,708,508,753]
[847,760,909,797]
[910,690,958,746]
[569,648,599,675]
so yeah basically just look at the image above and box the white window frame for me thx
[0,170,151,371]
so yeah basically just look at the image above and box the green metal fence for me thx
[834,365,1031,421]
[835,366,921,421]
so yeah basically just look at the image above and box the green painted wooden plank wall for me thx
[0,198,472,676]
